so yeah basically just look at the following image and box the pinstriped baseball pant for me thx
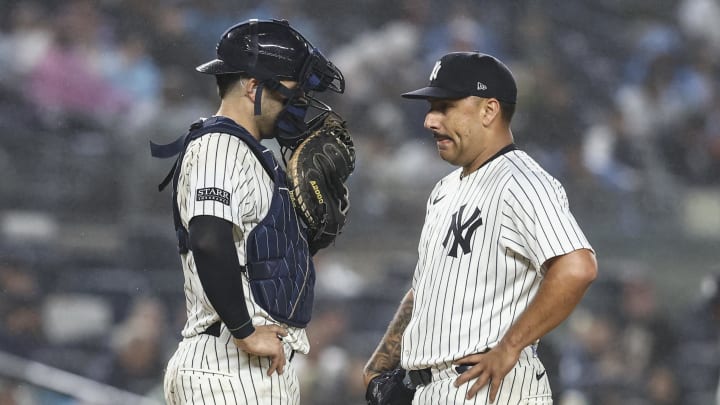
[163,330,300,405]
[412,346,552,405]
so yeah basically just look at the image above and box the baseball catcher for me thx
[286,112,355,254]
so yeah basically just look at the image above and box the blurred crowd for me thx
[0,0,719,404]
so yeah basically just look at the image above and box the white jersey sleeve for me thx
[179,133,261,228]
[502,157,592,274]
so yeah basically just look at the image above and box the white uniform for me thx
[163,132,308,405]
[401,148,593,404]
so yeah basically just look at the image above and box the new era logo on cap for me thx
[402,52,517,104]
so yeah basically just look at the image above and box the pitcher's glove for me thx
[366,369,415,405]
[287,113,355,254]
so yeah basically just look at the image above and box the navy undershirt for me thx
[189,215,255,339]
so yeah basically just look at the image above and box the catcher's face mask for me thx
[267,48,345,149]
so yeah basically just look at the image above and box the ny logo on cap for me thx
[429,61,442,81]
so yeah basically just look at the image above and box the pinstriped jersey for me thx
[176,131,309,353]
[400,148,592,370]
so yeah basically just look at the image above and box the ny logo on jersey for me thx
[443,205,483,257]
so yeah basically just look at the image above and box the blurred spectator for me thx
[150,66,215,136]
[514,59,590,191]
[137,4,205,73]
[676,273,720,404]
[678,0,720,55]
[297,298,352,404]
[99,32,162,130]
[582,106,646,232]
[0,378,36,405]
[557,268,683,404]
[0,2,53,85]
[658,50,720,185]
[182,0,248,54]
[614,52,688,214]
[558,308,625,403]
[420,3,505,65]
[244,0,327,50]
[660,113,718,184]
[26,22,129,125]
[617,50,691,141]
[704,92,720,184]
[97,297,167,396]
[618,270,680,403]
[0,259,47,360]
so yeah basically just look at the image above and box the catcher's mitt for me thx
[287,113,355,254]
[366,369,415,405]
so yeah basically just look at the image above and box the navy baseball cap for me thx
[402,52,517,104]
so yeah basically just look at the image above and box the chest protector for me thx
[151,116,315,328]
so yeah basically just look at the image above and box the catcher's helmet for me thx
[196,19,344,94]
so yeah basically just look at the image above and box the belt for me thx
[407,364,472,387]
[408,348,490,387]
[200,321,222,337]
[407,368,432,387]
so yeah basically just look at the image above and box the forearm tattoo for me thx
[365,291,414,374]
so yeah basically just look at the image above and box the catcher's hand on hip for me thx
[233,325,289,376]
[286,113,355,254]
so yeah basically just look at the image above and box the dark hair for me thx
[499,101,515,124]
[215,73,247,99]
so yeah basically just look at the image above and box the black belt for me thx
[408,348,489,387]
[408,364,474,387]
[407,368,432,387]
[201,321,222,337]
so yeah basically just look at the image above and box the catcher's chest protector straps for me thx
[151,117,315,328]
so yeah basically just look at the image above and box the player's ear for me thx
[481,98,501,126]
[243,78,260,102]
